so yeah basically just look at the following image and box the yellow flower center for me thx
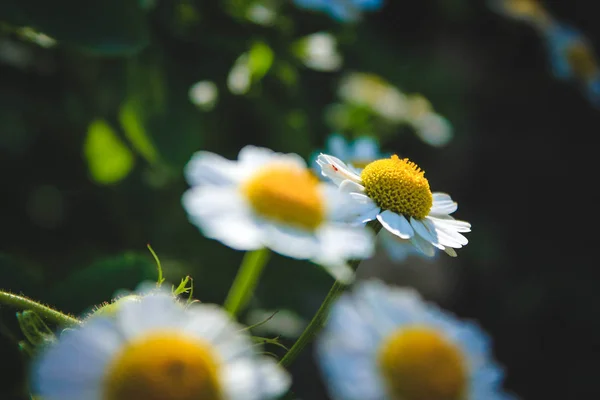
[243,163,325,230]
[566,41,598,80]
[378,326,468,400]
[360,155,432,219]
[103,333,223,400]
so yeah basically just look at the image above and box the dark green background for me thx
[2,0,600,399]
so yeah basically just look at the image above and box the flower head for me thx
[182,145,375,283]
[316,280,514,400]
[33,290,290,400]
[488,0,552,30]
[542,22,600,107]
[317,153,470,258]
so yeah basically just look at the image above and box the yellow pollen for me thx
[360,155,432,219]
[378,326,468,400]
[566,41,599,80]
[243,163,325,230]
[103,333,223,400]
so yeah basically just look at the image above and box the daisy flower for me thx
[488,0,552,30]
[317,153,471,258]
[182,145,375,283]
[316,280,514,400]
[32,290,290,400]
[542,21,600,107]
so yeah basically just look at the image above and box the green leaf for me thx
[0,0,149,56]
[84,119,135,185]
[119,100,159,164]
[248,41,274,82]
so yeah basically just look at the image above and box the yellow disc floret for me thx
[243,163,325,230]
[104,333,223,400]
[360,155,432,219]
[378,326,468,400]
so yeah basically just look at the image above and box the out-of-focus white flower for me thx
[246,4,277,26]
[488,0,552,30]
[317,153,470,258]
[33,290,290,400]
[296,32,343,72]
[227,54,252,95]
[338,72,409,123]
[182,145,375,283]
[189,80,219,111]
[316,280,515,400]
[542,21,600,107]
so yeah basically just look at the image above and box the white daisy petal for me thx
[354,206,381,224]
[317,153,362,185]
[33,318,122,400]
[117,292,185,339]
[339,179,366,194]
[428,215,472,232]
[184,151,242,186]
[314,225,375,281]
[425,218,467,248]
[430,198,458,215]
[409,233,437,257]
[262,223,320,260]
[182,186,248,222]
[377,210,414,239]
[410,217,444,250]
[427,219,470,244]
[432,192,452,201]
[199,214,264,251]
[222,358,291,400]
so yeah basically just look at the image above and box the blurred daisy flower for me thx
[32,290,290,400]
[182,145,375,283]
[316,280,514,400]
[317,153,470,258]
[338,72,409,124]
[294,32,343,72]
[293,0,384,22]
[488,0,552,30]
[406,94,453,147]
[542,22,600,106]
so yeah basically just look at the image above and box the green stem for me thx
[278,220,382,368]
[279,277,348,367]
[0,291,80,328]
[224,248,271,317]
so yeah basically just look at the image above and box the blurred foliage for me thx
[3,0,600,399]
